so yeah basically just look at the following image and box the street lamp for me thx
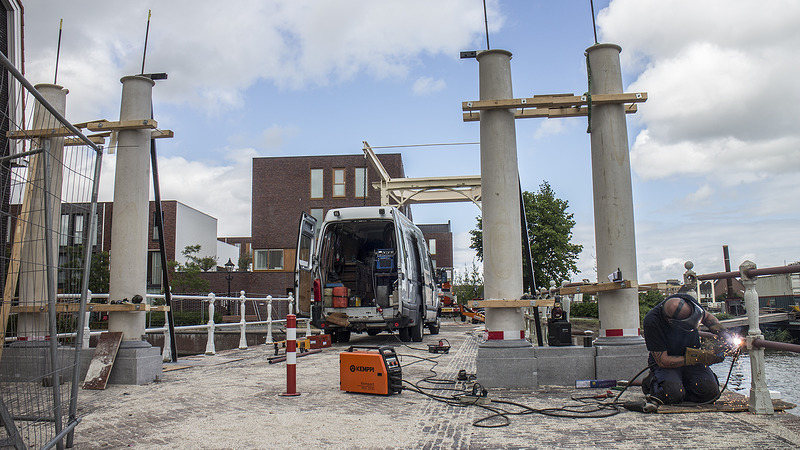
[224,258,235,313]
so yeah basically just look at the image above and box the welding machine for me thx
[340,346,402,395]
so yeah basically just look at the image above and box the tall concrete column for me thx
[17,84,67,338]
[586,44,642,345]
[106,75,162,385]
[474,50,535,388]
[108,75,154,342]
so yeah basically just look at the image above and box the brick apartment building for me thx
[7,200,234,294]
[246,153,406,295]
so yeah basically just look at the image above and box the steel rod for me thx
[697,264,800,281]
[0,51,99,152]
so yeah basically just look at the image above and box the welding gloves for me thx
[685,347,725,366]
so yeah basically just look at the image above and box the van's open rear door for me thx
[294,212,317,316]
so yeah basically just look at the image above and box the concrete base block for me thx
[107,341,163,385]
[476,340,537,389]
[534,346,596,386]
[1,342,93,384]
[595,343,649,381]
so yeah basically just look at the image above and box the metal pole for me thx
[41,140,65,449]
[0,51,99,152]
[67,147,103,447]
[519,183,543,346]
[150,134,177,362]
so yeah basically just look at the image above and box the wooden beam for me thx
[469,298,556,308]
[6,127,76,139]
[463,104,638,122]
[65,135,107,146]
[462,92,647,111]
[151,129,174,139]
[558,280,638,296]
[85,119,158,132]
[11,303,170,313]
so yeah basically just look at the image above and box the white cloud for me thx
[97,147,255,237]
[23,0,494,120]
[412,76,446,96]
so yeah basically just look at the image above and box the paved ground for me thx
[72,321,800,449]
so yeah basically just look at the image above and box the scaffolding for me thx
[0,51,102,449]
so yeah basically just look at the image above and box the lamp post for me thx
[224,258,234,314]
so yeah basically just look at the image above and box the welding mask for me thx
[663,294,703,332]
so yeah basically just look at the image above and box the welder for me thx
[641,293,733,404]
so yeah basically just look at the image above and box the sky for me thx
[19,0,800,285]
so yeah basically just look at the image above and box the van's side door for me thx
[294,212,317,316]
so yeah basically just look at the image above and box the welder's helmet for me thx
[661,294,703,332]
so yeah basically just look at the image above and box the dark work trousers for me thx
[643,364,720,404]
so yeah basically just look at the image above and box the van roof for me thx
[324,206,399,222]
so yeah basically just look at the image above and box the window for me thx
[152,211,164,240]
[333,168,345,197]
[73,214,85,245]
[59,214,70,246]
[355,167,367,198]
[148,251,163,287]
[428,239,437,255]
[254,249,284,270]
[310,169,323,199]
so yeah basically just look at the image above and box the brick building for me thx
[12,200,235,294]
[247,153,406,295]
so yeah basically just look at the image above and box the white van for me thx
[295,206,440,342]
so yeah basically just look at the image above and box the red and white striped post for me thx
[280,314,301,397]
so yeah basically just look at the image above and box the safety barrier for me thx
[20,291,314,361]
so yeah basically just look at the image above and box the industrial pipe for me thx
[698,264,800,281]
[699,331,800,354]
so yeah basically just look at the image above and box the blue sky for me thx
[21,0,800,284]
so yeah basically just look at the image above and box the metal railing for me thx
[689,260,800,414]
[32,291,314,362]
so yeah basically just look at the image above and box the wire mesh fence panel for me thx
[0,53,102,449]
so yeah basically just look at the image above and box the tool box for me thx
[340,346,402,395]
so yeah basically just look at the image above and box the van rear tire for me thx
[410,316,423,342]
[428,318,440,335]
[336,330,351,343]
[398,327,411,342]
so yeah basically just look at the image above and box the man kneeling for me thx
[642,294,730,404]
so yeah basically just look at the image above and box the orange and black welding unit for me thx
[340,346,402,395]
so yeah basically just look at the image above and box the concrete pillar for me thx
[474,49,535,388]
[586,44,642,345]
[17,84,67,338]
[108,75,154,342]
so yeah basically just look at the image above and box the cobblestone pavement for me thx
[71,321,800,449]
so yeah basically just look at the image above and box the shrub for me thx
[570,301,598,318]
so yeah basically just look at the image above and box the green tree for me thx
[59,246,111,294]
[238,251,252,272]
[168,245,211,294]
[469,181,583,290]
[452,261,484,304]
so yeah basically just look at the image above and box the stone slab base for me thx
[105,341,162,385]
[595,343,649,381]
[534,346,596,386]
[476,340,537,388]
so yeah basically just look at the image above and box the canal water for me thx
[711,350,800,416]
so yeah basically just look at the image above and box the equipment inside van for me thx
[295,207,440,343]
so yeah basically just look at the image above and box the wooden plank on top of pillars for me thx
[6,127,76,139]
[558,279,638,296]
[85,119,158,131]
[65,135,107,146]
[462,92,647,111]
[463,104,639,122]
